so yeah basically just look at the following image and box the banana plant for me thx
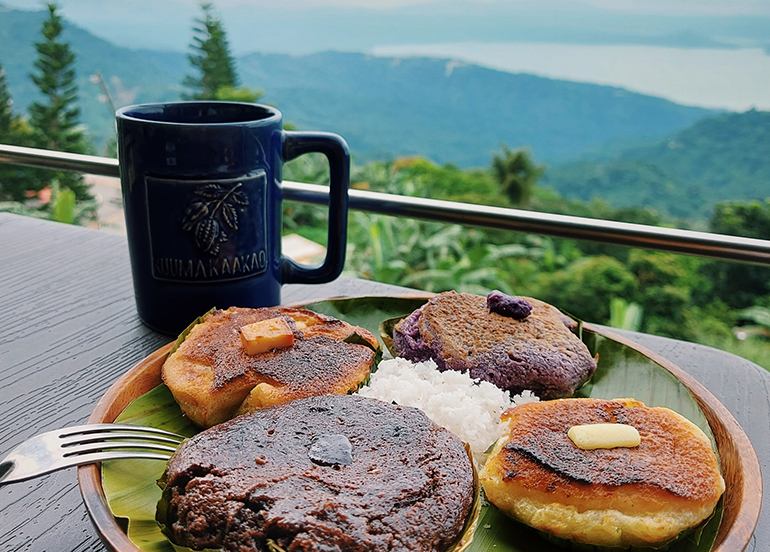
[609,297,644,331]
[734,306,770,340]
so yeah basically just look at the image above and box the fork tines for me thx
[59,423,184,440]
[58,424,184,457]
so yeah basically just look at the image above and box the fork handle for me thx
[0,461,13,484]
[0,451,171,486]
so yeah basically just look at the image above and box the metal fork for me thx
[0,424,185,486]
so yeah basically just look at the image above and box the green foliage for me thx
[357,157,507,206]
[609,298,644,331]
[0,201,45,219]
[0,65,12,134]
[737,306,770,329]
[27,2,91,202]
[0,180,95,225]
[213,85,262,103]
[706,199,770,306]
[29,3,86,151]
[183,2,241,100]
[346,212,540,295]
[734,306,770,340]
[545,110,770,221]
[49,184,76,223]
[711,199,770,238]
[536,256,639,323]
[0,64,38,202]
[626,250,695,339]
[491,147,543,206]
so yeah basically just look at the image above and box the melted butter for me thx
[239,317,294,355]
[567,423,641,450]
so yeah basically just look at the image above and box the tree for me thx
[390,157,508,206]
[28,2,91,201]
[707,199,770,306]
[627,250,693,339]
[0,66,12,137]
[536,256,638,323]
[491,147,543,207]
[0,64,36,201]
[183,2,261,102]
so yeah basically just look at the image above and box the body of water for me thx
[372,42,770,111]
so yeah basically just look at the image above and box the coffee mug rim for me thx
[115,101,282,127]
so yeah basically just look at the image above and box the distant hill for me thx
[238,52,713,166]
[543,110,770,220]
[0,6,713,165]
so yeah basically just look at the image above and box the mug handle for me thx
[280,130,350,284]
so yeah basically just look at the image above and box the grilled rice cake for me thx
[480,398,725,548]
[158,395,475,552]
[162,307,378,428]
[393,291,596,399]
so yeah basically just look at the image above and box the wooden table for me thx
[1,212,767,551]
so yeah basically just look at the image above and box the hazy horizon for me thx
[2,1,769,111]
[2,0,769,55]
[372,42,770,111]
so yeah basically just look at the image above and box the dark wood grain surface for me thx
[0,212,767,551]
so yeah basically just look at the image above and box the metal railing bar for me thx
[1,144,769,265]
[0,144,119,178]
[285,183,770,265]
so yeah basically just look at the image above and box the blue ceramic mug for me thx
[116,101,349,334]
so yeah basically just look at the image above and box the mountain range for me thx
[543,109,770,220]
[1,5,768,221]
[1,5,711,166]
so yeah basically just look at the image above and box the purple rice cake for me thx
[393,291,596,399]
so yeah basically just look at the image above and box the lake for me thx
[371,42,770,111]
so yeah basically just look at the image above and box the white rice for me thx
[357,357,539,459]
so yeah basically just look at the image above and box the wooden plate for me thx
[77,296,762,552]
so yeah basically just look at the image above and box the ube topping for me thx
[392,306,446,368]
[486,290,533,320]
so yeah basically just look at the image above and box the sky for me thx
[1,0,766,55]
[8,0,769,13]
[18,0,766,15]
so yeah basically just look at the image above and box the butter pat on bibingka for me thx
[480,398,725,549]
[393,291,596,399]
[162,306,378,428]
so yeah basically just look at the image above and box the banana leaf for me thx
[101,296,723,552]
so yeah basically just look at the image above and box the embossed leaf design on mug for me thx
[181,183,249,256]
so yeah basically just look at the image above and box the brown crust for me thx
[161,395,474,551]
[179,307,375,388]
[487,398,724,512]
[162,307,378,427]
